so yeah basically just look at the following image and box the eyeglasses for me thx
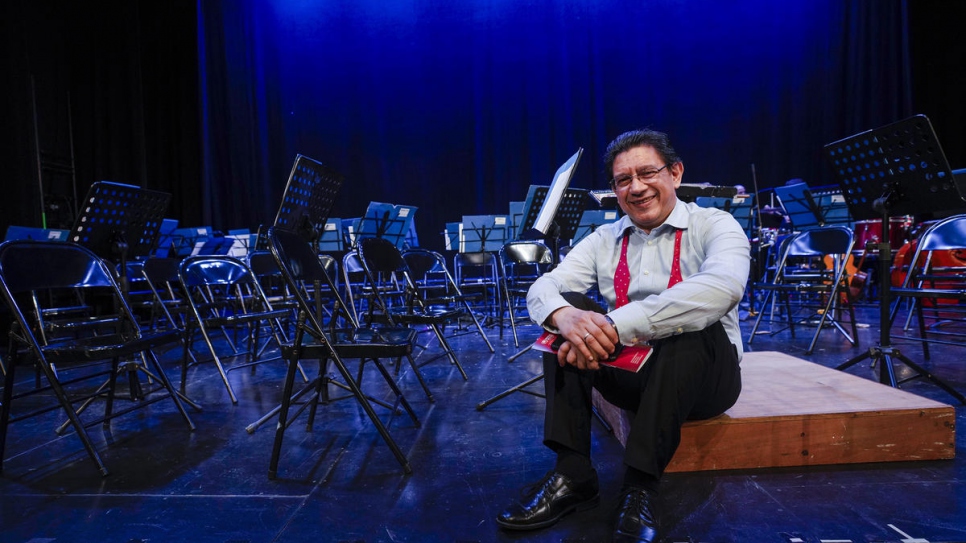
[610,164,669,190]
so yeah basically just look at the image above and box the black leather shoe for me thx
[613,488,659,543]
[496,471,599,531]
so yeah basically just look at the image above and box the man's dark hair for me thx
[603,128,682,177]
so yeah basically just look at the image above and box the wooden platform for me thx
[592,351,956,472]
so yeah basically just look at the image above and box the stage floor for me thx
[1,304,964,542]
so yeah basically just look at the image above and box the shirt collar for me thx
[613,199,688,238]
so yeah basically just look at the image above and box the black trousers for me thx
[542,294,742,479]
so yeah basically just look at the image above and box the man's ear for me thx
[671,161,684,188]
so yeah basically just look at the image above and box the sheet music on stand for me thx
[355,201,418,249]
[273,154,345,243]
[572,209,619,245]
[460,215,510,252]
[4,225,71,242]
[516,185,589,243]
[317,218,344,253]
[70,181,172,296]
[814,191,853,229]
[774,182,823,231]
[695,195,757,237]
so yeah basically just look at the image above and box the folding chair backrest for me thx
[0,241,131,345]
[358,237,407,275]
[454,251,499,284]
[403,249,445,279]
[180,255,258,289]
[247,251,283,277]
[785,226,853,258]
[500,241,553,282]
[140,257,191,330]
[918,215,966,252]
[268,227,350,328]
[0,241,115,293]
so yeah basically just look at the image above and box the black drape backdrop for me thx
[2,0,964,251]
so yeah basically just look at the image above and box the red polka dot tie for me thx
[667,229,684,288]
[614,229,683,308]
[614,231,632,308]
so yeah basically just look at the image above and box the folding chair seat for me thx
[453,251,501,318]
[499,241,554,347]
[890,214,966,359]
[748,225,858,354]
[178,255,294,404]
[0,240,195,476]
[402,248,494,353]
[358,237,469,380]
[263,227,423,476]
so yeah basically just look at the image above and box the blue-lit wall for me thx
[198,0,911,250]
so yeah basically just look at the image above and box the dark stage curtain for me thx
[195,0,924,250]
[0,0,201,234]
[4,0,963,249]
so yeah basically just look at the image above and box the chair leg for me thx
[193,323,239,404]
[460,298,494,353]
[325,352,413,474]
[143,350,196,431]
[0,357,17,475]
[370,358,420,427]
[44,361,110,476]
[403,354,434,403]
[429,323,468,380]
[269,351,303,478]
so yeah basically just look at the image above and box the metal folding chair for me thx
[0,240,195,476]
[178,255,294,404]
[499,241,553,347]
[263,227,422,476]
[748,226,858,354]
[358,237,469,380]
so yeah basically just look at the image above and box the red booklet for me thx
[532,330,652,373]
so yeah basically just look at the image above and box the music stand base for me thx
[837,344,966,405]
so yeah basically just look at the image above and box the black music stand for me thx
[70,181,171,299]
[826,114,966,404]
[274,154,345,244]
[461,215,510,253]
[476,187,590,410]
[774,182,823,231]
[517,186,589,257]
